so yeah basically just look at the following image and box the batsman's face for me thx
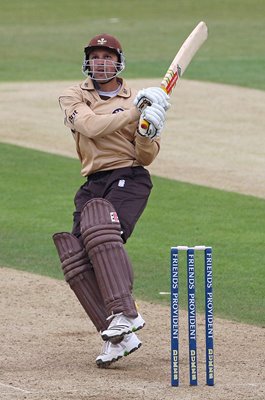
[88,48,119,81]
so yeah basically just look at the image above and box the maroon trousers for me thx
[72,166,153,243]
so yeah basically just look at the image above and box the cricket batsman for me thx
[53,33,170,367]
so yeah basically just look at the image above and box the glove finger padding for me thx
[142,103,165,127]
[137,103,166,138]
[134,86,170,111]
[80,198,137,318]
[147,87,170,109]
[53,232,108,332]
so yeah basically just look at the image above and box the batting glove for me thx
[137,103,166,139]
[134,87,170,112]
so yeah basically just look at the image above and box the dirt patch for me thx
[0,80,265,399]
[0,267,264,400]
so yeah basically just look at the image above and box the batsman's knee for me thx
[53,232,92,283]
[80,198,123,252]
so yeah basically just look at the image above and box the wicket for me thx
[170,246,214,387]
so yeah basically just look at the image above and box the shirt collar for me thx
[80,77,131,98]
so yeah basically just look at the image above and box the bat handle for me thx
[140,119,149,131]
[139,86,168,134]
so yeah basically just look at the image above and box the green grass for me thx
[128,176,265,326]
[0,0,265,89]
[1,143,264,326]
[0,143,83,278]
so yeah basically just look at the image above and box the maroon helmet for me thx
[82,33,125,79]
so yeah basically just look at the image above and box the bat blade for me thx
[140,21,208,131]
[161,21,208,95]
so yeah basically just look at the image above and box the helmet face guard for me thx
[82,33,125,80]
[83,58,125,81]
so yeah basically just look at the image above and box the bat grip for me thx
[141,82,168,131]
[140,119,149,131]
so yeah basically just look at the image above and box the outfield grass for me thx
[0,0,265,89]
[0,143,264,326]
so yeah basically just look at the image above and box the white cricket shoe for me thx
[96,332,142,368]
[101,312,145,342]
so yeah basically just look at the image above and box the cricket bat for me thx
[141,21,208,130]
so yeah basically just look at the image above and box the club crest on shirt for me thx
[112,108,124,114]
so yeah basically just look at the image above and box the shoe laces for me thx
[106,312,123,322]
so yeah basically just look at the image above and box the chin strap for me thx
[92,76,117,85]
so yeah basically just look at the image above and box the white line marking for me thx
[0,382,31,393]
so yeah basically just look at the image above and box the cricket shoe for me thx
[96,332,142,368]
[101,312,145,343]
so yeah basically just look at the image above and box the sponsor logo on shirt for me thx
[69,109,78,124]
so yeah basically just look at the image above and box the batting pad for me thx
[80,198,137,318]
[53,232,108,332]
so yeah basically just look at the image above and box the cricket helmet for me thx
[82,33,125,78]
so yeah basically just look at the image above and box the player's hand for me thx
[137,103,166,139]
[134,87,170,112]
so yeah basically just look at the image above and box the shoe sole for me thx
[96,342,142,368]
[101,322,145,343]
